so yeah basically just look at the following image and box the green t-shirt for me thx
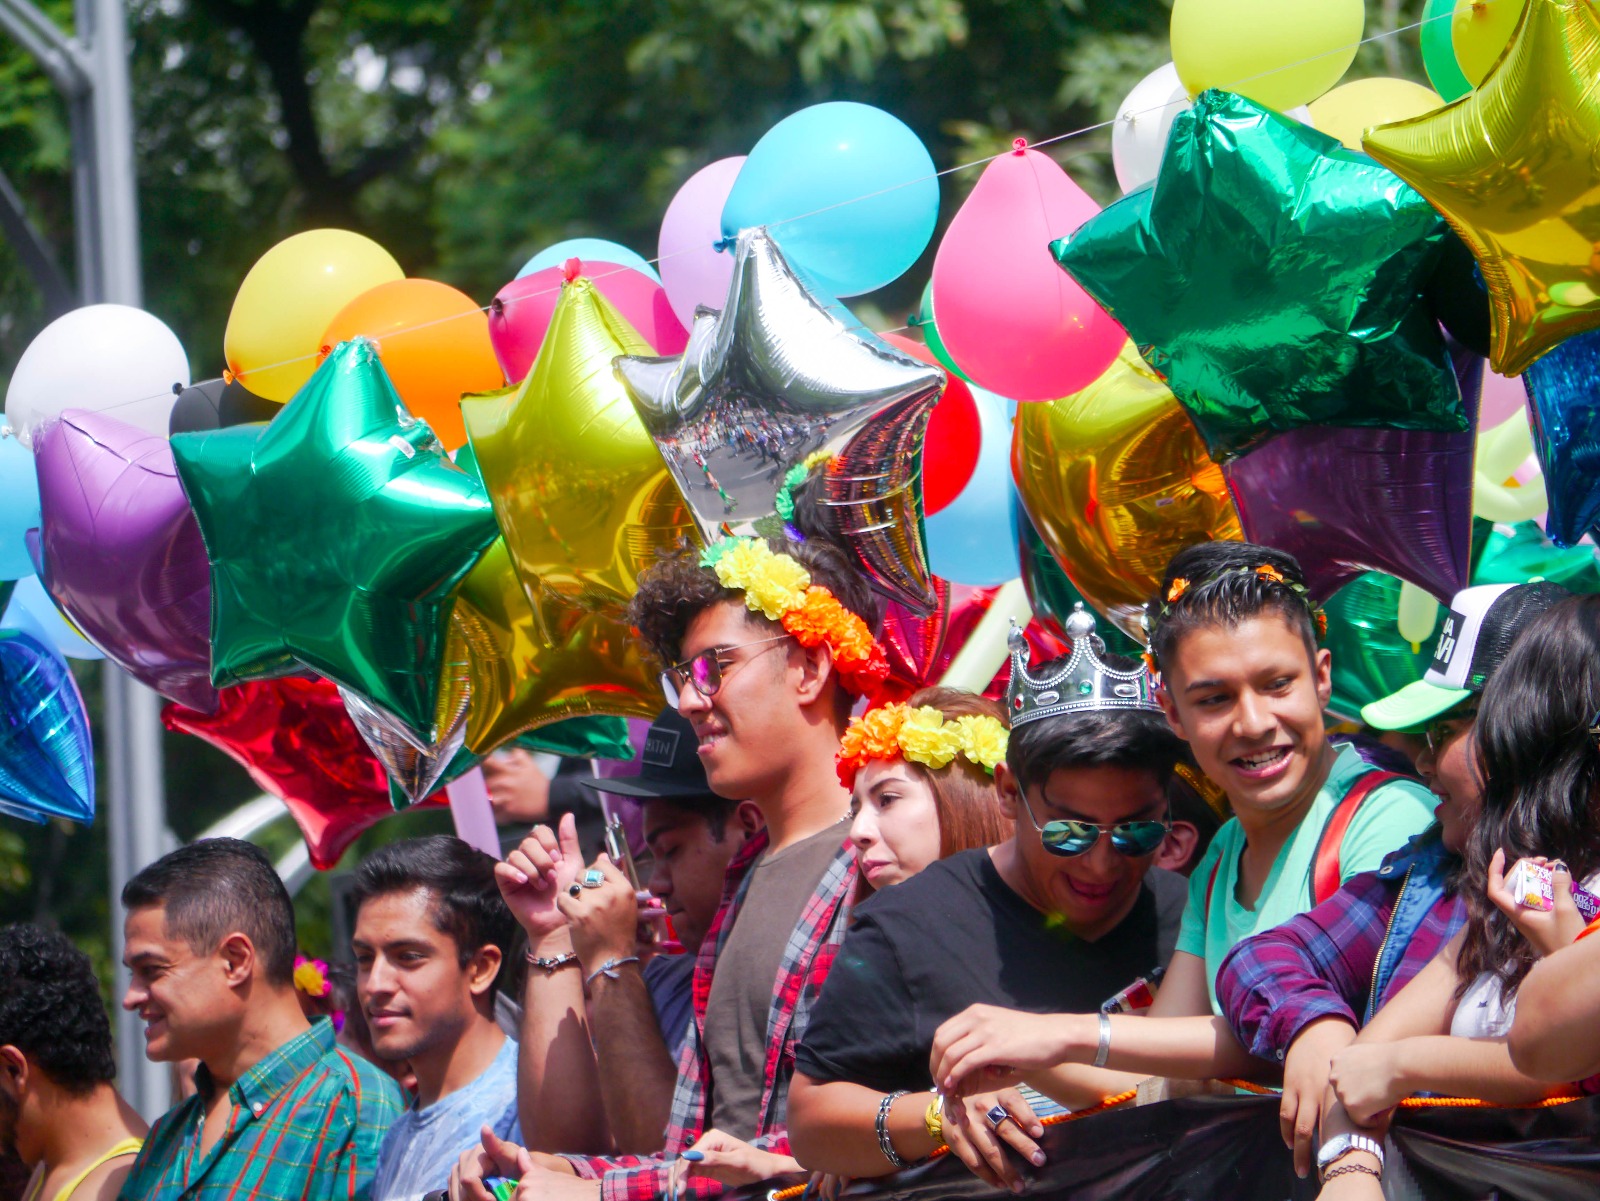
[1177,743,1438,1013]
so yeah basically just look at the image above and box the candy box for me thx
[1508,859,1555,912]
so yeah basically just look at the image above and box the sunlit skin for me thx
[992,762,1168,941]
[642,797,763,954]
[849,761,942,890]
[1415,706,1480,855]
[121,905,244,1067]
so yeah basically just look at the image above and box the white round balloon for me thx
[5,304,190,447]
[1111,63,1193,194]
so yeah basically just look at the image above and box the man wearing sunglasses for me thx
[788,616,1192,1190]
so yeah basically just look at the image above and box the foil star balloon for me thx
[1011,341,1242,641]
[1524,328,1600,546]
[0,630,94,826]
[460,278,700,615]
[33,410,217,711]
[341,636,469,808]
[1053,89,1466,461]
[1223,344,1481,603]
[161,676,444,869]
[1364,0,1600,376]
[616,227,946,613]
[171,339,500,740]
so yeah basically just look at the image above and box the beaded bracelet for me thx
[876,1090,910,1168]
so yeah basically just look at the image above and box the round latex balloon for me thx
[5,305,189,448]
[932,142,1124,402]
[1452,0,1527,84]
[489,262,688,384]
[1112,63,1193,193]
[321,278,504,451]
[879,332,979,516]
[0,434,39,579]
[1480,368,1530,428]
[0,630,94,826]
[1420,0,1474,101]
[924,388,1019,587]
[1308,78,1443,150]
[519,238,660,283]
[912,282,973,385]
[722,102,938,298]
[224,229,402,403]
[658,157,747,328]
[168,377,280,436]
[1170,0,1364,111]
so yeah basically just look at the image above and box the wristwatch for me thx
[1317,1132,1384,1178]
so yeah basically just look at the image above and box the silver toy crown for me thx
[1005,605,1161,728]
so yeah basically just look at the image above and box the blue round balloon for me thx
[4,575,103,660]
[0,435,40,580]
[925,388,1020,586]
[0,629,94,825]
[517,238,661,283]
[721,102,938,298]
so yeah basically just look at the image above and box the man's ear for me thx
[734,800,765,839]
[993,762,1021,822]
[0,1044,29,1100]
[1156,685,1188,742]
[1154,821,1201,874]
[466,945,504,999]
[1313,646,1334,708]
[217,932,257,989]
[792,639,834,708]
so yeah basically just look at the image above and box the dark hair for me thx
[0,923,116,1094]
[1458,595,1600,999]
[646,794,743,843]
[1005,654,1186,795]
[122,838,297,987]
[351,836,517,999]
[627,534,881,717]
[1147,541,1318,671]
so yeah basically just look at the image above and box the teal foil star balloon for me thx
[172,339,500,739]
[1052,89,1466,461]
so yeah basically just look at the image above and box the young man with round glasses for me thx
[786,613,1191,1190]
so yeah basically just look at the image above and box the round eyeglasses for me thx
[659,635,791,708]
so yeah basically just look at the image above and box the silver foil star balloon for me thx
[614,227,945,613]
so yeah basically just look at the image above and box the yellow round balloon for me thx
[223,230,403,403]
[1012,342,1242,641]
[1307,77,1443,150]
[1171,0,1365,112]
[1452,0,1527,84]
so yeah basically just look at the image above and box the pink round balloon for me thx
[489,262,688,384]
[1480,368,1530,428]
[658,157,747,328]
[931,142,1125,402]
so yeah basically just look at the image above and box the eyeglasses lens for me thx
[1040,819,1168,859]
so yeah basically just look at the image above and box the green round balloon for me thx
[913,281,974,385]
[1421,0,1473,103]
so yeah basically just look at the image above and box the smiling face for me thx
[353,888,491,1069]
[121,905,241,1065]
[1158,613,1334,825]
[849,760,942,890]
[997,761,1168,941]
[1417,705,1481,854]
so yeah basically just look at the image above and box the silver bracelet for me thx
[1093,1011,1111,1068]
[876,1089,910,1168]
[585,955,641,985]
[526,950,579,973]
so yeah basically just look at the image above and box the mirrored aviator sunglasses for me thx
[1038,818,1171,859]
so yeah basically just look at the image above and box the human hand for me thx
[929,1004,1077,1095]
[1281,1017,1357,1178]
[940,1088,1045,1193]
[670,1130,803,1189]
[1328,1041,1409,1125]
[559,854,644,968]
[1486,851,1586,958]
[511,1167,602,1201]
[811,1172,847,1201]
[449,1126,533,1201]
[494,814,583,942]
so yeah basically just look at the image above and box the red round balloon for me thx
[881,332,980,515]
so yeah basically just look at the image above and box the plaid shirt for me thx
[563,827,857,1201]
[1217,838,1465,1063]
[120,1018,403,1201]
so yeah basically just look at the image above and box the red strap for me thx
[1311,770,1401,906]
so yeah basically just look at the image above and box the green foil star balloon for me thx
[171,338,500,740]
[1052,89,1467,461]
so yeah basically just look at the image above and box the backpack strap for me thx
[1310,770,1402,907]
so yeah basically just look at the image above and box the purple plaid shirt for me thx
[1217,845,1465,1062]
[561,827,857,1201]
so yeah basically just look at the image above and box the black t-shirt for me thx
[794,849,1186,1094]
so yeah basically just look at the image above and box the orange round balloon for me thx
[321,279,504,450]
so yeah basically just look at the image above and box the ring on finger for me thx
[985,1104,1011,1130]
[581,868,606,889]
[568,883,583,898]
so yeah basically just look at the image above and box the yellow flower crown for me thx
[837,702,1009,790]
[701,536,889,699]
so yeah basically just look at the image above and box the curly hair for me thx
[0,923,116,1094]
[1147,540,1318,671]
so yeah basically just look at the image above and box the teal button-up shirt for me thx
[120,1018,403,1200]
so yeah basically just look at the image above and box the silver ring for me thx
[581,868,606,889]
[985,1104,1011,1130]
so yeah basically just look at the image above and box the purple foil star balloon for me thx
[34,410,218,710]
[1223,345,1480,603]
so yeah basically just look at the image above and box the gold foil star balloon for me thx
[460,277,700,613]
[616,227,946,613]
[1363,0,1600,376]
[1011,342,1242,640]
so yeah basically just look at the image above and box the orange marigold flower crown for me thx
[699,537,890,700]
[836,702,1009,790]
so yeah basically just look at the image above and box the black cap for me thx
[576,708,717,801]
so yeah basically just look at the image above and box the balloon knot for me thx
[490,297,505,316]
[1012,137,1028,154]
[222,368,236,385]
[171,381,183,395]
[562,257,581,282]
[712,236,735,254]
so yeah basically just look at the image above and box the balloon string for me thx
[80,8,1463,420]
